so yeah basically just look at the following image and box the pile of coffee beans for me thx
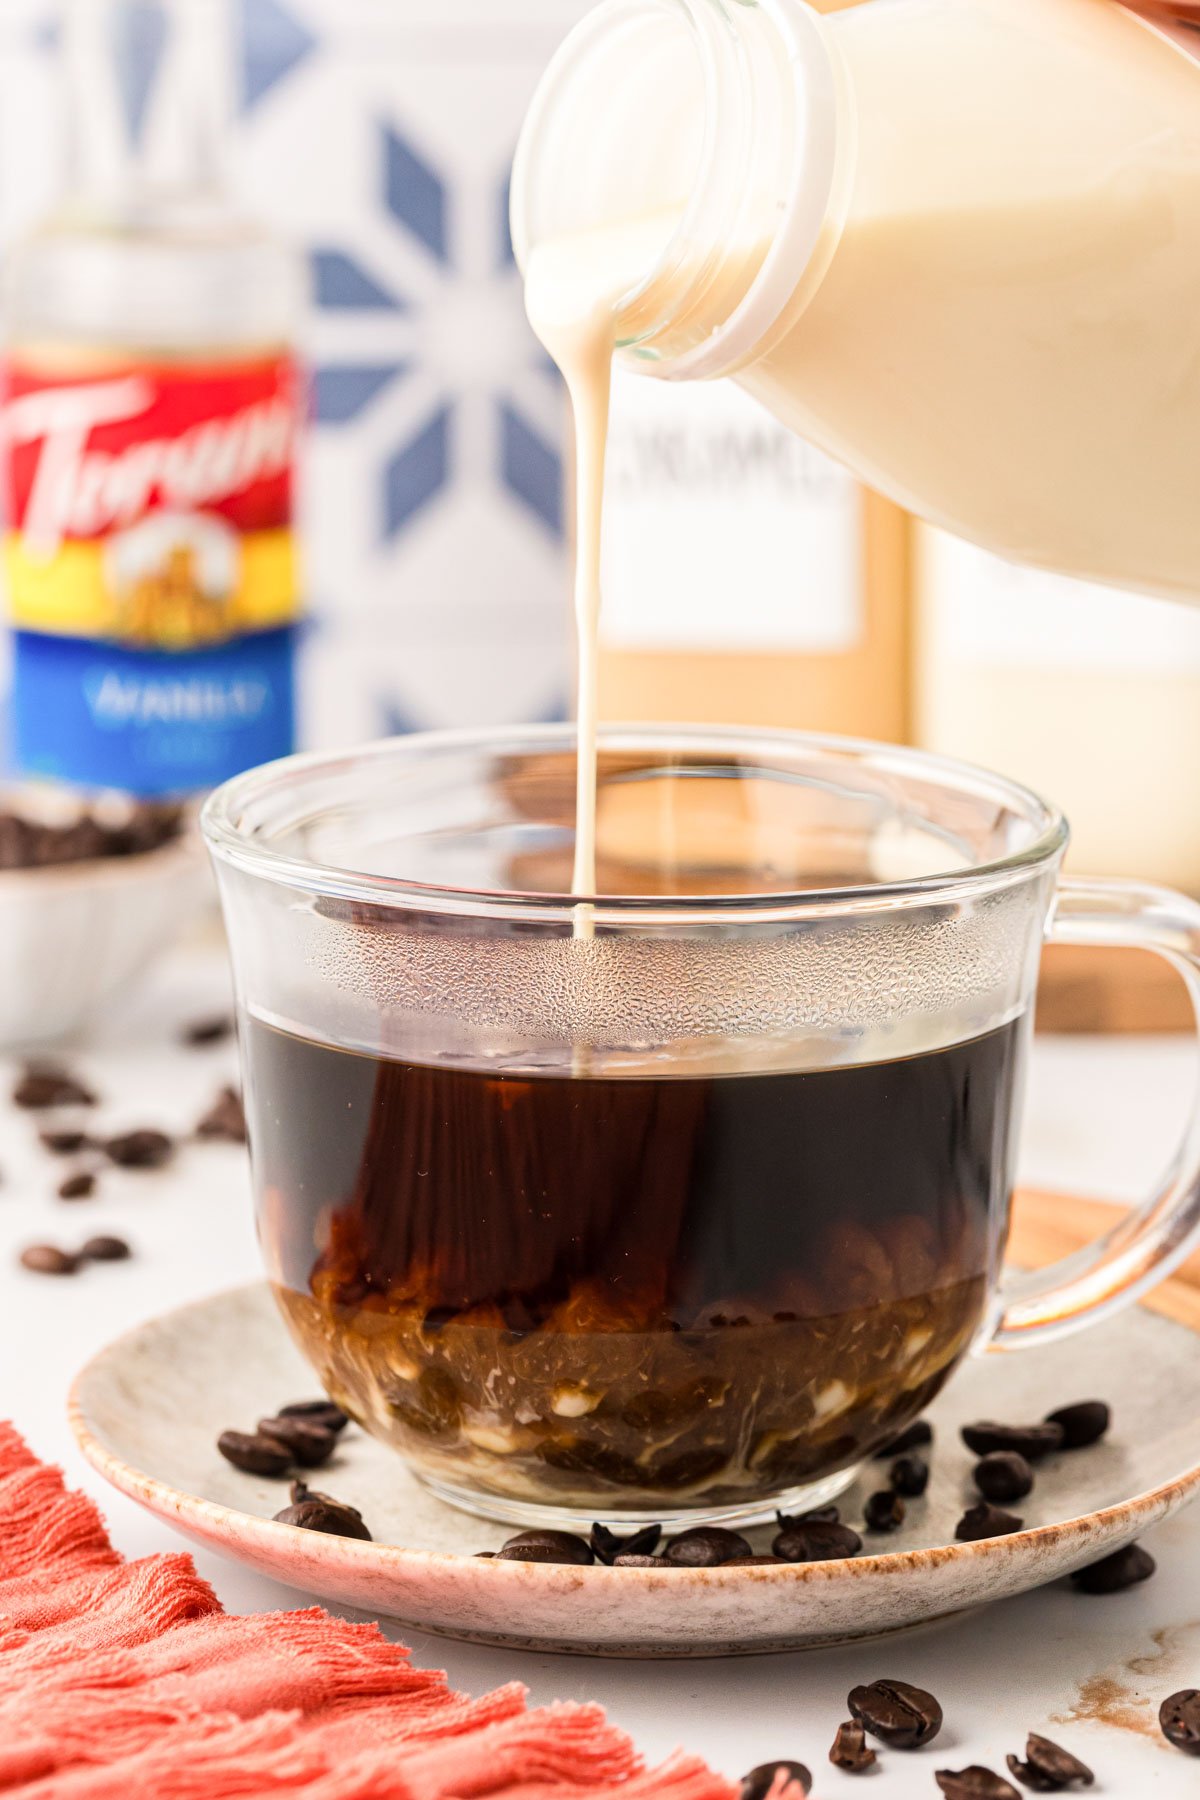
[0,799,183,871]
[217,1397,350,1486]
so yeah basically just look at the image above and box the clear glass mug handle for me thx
[994,876,1200,1349]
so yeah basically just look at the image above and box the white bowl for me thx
[0,833,208,1049]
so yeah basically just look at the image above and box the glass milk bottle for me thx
[511,0,1200,600]
[2,0,305,796]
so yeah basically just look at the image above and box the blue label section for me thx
[12,627,296,796]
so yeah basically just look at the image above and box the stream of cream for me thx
[523,215,686,939]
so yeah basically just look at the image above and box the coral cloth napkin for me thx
[0,1425,734,1799]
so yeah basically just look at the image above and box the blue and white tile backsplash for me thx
[0,0,587,750]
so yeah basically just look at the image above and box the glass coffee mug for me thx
[203,727,1200,1529]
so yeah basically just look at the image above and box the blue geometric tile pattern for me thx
[384,406,452,542]
[314,364,408,425]
[236,0,317,112]
[499,402,564,539]
[311,249,406,312]
[112,1,168,146]
[385,125,448,267]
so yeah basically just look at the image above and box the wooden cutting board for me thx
[1012,1188,1200,1332]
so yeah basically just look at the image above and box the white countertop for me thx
[1,947,1198,1796]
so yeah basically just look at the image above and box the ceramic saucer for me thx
[70,1281,1200,1658]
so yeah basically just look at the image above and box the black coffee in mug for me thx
[247,1013,1028,1516]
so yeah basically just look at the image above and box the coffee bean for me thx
[196,1085,247,1144]
[873,1419,933,1458]
[890,1455,929,1497]
[14,1066,96,1110]
[1006,1734,1095,1789]
[277,1398,350,1434]
[723,1556,786,1567]
[182,1015,233,1047]
[739,1761,812,1799]
[80,1235,131,1262]
[773,1519,863,1563]
[956,1501,1024,1541]
[848,1678,943,1748]
[936,1768,1019,1799]
[864,1489,906,1532]
[19,1242,79,1275]
[975,1452,1034,1504]
[257,1415,336,1467]
[961,1422,1063,1461]
[496,1529,594,1566]
[1160,1690,1200,1756]
[663,1527,753,1568]
[1044,1402,1110,1451]
[590,1521,662,1565]
[273,1497,372,1541]
[217,1430,292,1477]
[612,1554,675,1568]
[829,1721,876,1773]
[57,1171,96,1201]
[1069,1542,1155,1594]
[103,1129,174,1169]
[40,1129,90,1155]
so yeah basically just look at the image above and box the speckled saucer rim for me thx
[68,1278,1200,1591]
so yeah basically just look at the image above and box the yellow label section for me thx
[5,529,298,648]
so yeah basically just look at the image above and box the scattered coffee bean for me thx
[590,1521,661,1565]
[182,1015,233,1047]
[956,1501,1024,1542]
[722,1556,787,1567]
[890,1454,929,1497]
[1069,1542,1155,1594]
[40,1129,90,1155]
[663,1527,753,1568]
[791,1504,840,1524]
[612,1554,675,1568]
[57,1171,96,1201]
[848,1678,943,1748]
[873,1419,933,1458]
[277,1398,350,1434]
[936,1768,1019,1799]
[1044,1402,1110,1451]
[772,1519,863,1563]
[864,1489,906,1532]
[80,1235,131,1262]
[272,1495,372,1541]
[1160,1689,1200,1756]
[975,1451,1034,1504]
[961,1421,1063,1461]
[1006,1733,1095,1789]
[14,1066,96,1110]
[830,1721,876,1773]
[19,1242,79,1275]
[257,1415,336,1467]
[103,1129,174,1170]
[496,1529,594,1566]
[196,1085,247,1144]
[216,1429,292,1477]
[739,1761,812,1799]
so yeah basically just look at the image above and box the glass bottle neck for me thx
[62,0,232,216]
[511,0,847,380]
